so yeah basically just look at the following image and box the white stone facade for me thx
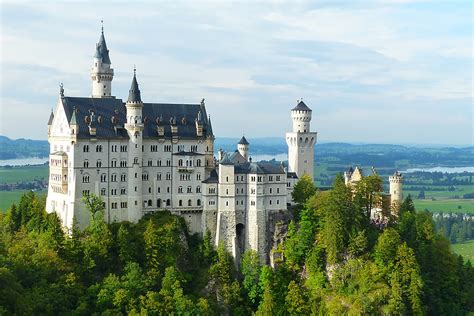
[46,27,299,263]
[286,101,317,180]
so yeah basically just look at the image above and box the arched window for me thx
[196,186,201,193]
[166,199,171,206]
[197,199,201,206]
[157,199,162,208]
[196,159,201,167]
[188,199,192,206]
[179,159,183,167]
[179,200,183,206]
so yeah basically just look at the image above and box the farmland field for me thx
[0,165,48,183]
[0,190,47,211]
[413,199,474,214]
[451,240,474,263]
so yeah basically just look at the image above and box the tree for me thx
[256,284,275,316]
[285,280,310,315]
[143,219,160,282]
[321,174,354,264]
[418,190,425,199]
[81,194,113,279]
[353,174,383,227]
[292,174,316,205]
[117,224,134,265]
[209,244,242,312]
[241,250,262,307]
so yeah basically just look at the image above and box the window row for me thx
[177,186,201,194]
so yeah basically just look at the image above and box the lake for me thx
[0,157,48,167]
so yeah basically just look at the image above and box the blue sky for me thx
[0,0,472,145]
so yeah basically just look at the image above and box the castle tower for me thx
[124,69,144,222]
[285,100,317,179]
[389,171,403,207]
[91,24,114,98]
[215,155,238,258]
[237,136,249,161]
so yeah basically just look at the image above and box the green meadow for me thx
[451,240,474,263]
[0,165,48,183]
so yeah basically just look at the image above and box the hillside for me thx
[0,136,49,159]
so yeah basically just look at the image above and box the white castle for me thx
[46,27,403,262]
[45,27,317,263]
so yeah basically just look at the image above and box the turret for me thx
[124,69,144,223]
[237,135,249,161]
[389,171,403,206]
[91,23,114,98]
[285,99,317,179]
[291,100,312,133]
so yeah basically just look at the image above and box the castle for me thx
[45,27,318,263]
[46,27,402,263]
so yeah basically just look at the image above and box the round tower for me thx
[237,135,249,161]
[91,23,114,98]
[291,100,312,133]
[285,100,317,179]
[389,171,403,205]
[124,68,144,223]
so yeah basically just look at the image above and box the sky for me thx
[0,0,472,145]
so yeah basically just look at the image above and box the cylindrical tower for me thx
[237,136,249,161]
[91,26,114,98]
[291,100,312,133]
[285,100,318,179]
[389,171,403,205]
[124,69,144,222]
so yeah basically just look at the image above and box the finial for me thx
[201,98,205,106]
[101,20,104,33]
[59,82,64,97]
[133,65,136,76]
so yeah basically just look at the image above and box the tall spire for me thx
[94,21,111,64]
[127,68,142,103]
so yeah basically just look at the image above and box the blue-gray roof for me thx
[202,169,218,183]
[220,153,234,165]
[292,100,311,112]
[48,111,54,125]
[234,161,285,174]
[94,31,111,64]
[60,96,213,140]
[238,136,249,145]
[127,73,141,103]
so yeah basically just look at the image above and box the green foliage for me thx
[1,181,474,315]
[241,250,262,307]
[291,173,316,205]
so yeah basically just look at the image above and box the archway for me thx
[236,223,245,257]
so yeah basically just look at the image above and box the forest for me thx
[1,174,473,315]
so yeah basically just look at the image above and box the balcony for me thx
[177,166,194,173]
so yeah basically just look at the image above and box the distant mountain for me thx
[1,135,472,167]
[0,136,49,159]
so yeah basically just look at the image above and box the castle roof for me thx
[59,96,213,139]
[238,135,249,145]
[94,30,111,64]
[292,100,311,111]
[234,161,285,175]
[127,71,142,103]
[202,169,219,183]
[47,111,54,125]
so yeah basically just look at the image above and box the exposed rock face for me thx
[266,209,293,266]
